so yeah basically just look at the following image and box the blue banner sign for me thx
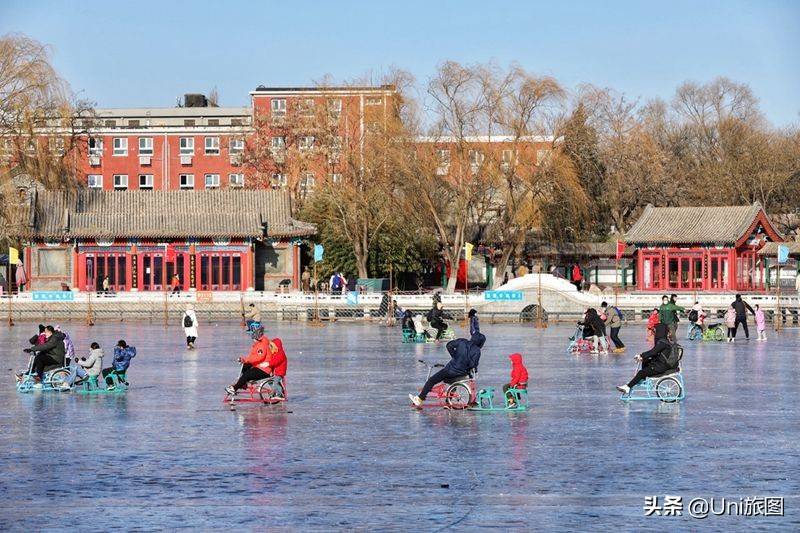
[346,291,359,305]
[484,290,523,301]
[32,291,75,301]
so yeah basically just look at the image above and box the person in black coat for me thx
[428,302,448,340]
[578,308,608,354]
[731,294,755,340]
[23,326,66,380]
[616,324,675,394]
[409,329,486,406]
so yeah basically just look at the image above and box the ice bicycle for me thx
[411,359,476,409]
[224,364,286,406]
[401,327,456,344]
[15,352,71,393]
[687,322,725,342]
[567,324,609,354]
[620,346,686,403]
[73,369,130,394]
[469,386,528,412]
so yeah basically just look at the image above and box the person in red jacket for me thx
[225,326,271,395]
[263,337,288,399]
[646,308,660,344]
[571,264,583,292]
[503,352,529,408]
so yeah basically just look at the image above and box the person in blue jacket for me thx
[102,339,136,390]
[409,328,486,407]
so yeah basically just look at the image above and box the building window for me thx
[205,136,220,155]
[365,96,382,106]
[204,174,220,189]
[229,173,245,188]
[88,137,103,156]
[330,173,342,184]
[271,98,287,116]
[229,138,245,153]
[184,119,195,127]
[328,98,342,116]
[207,119,219,126]
[469,149,484,168]
[104,119,116,128]
[299,136,315,151]
[272,173,286,188]
[128,119,140,128]
[113,174,128,190]
[299,98,315,117]
[50,137,65,154]
[300,172,315,195]
[139,174,154,189]
[112,138,127,156]
[436,149,450,175]
[501,149,514,170]
[231,118,243,126]
[87,174,103,189]
[536,148,553,164]
[139,137,153,156]
[179,174,194,189]
[179,137,194,155]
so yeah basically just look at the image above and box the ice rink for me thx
[1,319,798,529]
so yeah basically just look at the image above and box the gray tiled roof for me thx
[758,242,800,257]
[30,189,315,239]
[624,203,779,245]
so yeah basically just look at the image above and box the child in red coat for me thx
[504,353,528,408]
[646,308,660,344]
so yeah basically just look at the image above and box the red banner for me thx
[165,244,176,263]
[615,240,626,261]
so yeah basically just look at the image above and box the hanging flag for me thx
[464,242,474,261]
[777,244,790,264]
[9,247,19,265]
[314,244,324,262]
[165,244,176,263]
[615,241,626,261]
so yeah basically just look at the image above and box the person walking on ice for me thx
[182,306,198,349]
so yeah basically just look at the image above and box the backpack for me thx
[614,307,624,320]
[688,309,698,323]
[183,314,193,328]
[332,275,342,289]
[663,343,683,368]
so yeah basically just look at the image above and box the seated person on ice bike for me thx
[616,323,676,395]
[409,328,486,407]
[102,340,136,390]
[225,327,287,397]
[401,310,415,333]
[427,302,448,341]
[21,325,66,385]
[243,303,262,331]
[69,342,104,386]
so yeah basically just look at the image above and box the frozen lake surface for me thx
[1,319,798,530]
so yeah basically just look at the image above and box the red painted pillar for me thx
[292,243,300,289]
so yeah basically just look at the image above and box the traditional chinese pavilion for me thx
[18,188,315,292]
[625,203,783,292]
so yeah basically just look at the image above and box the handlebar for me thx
[417,359,444,368]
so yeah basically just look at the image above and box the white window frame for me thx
[88,138,103,156]
[365,96,382,106]
[229,173,245,188]
[112,137,128,156]
[301,172,315,194]
[229,138,245,154]
[87,174,103,189]
[51,137,65,155]
[271,98,287,116]
[113,174,128,189]
[138,137,154,156]
[272,173,286,187]
[204,136,220,155]
[299,136,315,151]
[179,137,194,155]
[138,174,154,189]
[469,149,484,167]
[179,174,194,189]
[330,173,342,184]
[204,173,220,189]
[328,98,342,116]
[300,98,315,117]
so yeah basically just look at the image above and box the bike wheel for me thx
[713,327,725,342]
[445,383,471,409]
[50,369,71,391]
[258,379,281,403]
[655,377,682,402]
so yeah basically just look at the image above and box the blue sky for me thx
[1,0,798,125]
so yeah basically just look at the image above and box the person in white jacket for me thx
[183,306,199,349]
[69,342,104,385]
